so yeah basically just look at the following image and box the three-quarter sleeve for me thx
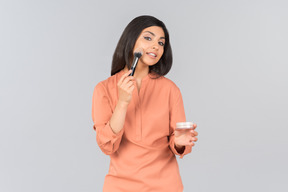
[92,82,124,155]
[168,87,192,158]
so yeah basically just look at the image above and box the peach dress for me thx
[92,70,192,192]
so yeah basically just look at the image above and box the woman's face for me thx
[133,26,165,67]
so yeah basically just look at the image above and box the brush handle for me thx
[129,56,139,76]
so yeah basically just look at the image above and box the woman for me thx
[92,15,198,192]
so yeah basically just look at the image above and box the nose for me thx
[152,42,159,50]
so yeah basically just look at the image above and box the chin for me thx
[142,59,160,66]
[144,62,158,67]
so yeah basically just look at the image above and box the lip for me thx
[146,52,157,58]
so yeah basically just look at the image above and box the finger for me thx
[193,123,197,129]
[123,81,134,91]
[192,137,198,142]
[118,70,133,85]
[188,141,195,146]
[122,76,134,85]
[190,130,198,136]
[187,135,197,142]
[126,81,134,88]
[127,84,135,93]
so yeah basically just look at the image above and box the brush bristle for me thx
[134,52,142,58]
[134,48,143,58]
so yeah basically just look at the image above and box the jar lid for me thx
[176,122,194,129]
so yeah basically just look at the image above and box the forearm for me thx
[109,101,129,134]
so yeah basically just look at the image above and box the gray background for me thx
[1,0,287,191]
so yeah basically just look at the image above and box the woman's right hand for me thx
[117,70,135,105]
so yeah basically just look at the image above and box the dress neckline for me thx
[119,69,155,82]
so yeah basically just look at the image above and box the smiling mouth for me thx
[147,52,157,58]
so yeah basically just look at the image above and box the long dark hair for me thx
[111,15,173,77]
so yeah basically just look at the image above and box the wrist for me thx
[117,100,129,108]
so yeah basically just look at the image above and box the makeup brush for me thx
[129,48,143,76]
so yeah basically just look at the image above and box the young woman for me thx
[92,15,198,192]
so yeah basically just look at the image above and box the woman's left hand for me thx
[174,124,198,148]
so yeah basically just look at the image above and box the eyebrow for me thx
[143,31,165,40]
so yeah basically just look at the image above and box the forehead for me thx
[141,26,165,37]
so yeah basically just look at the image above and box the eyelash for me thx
[144,36,152,41]
[143,36,165,46]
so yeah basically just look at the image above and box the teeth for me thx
[148,53,156,57]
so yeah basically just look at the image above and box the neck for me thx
[124,62,149,80]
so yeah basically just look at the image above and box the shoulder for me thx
[155,76,184,108]
[94,71,120,94]
[155,76,181,93]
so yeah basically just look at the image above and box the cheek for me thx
[154,51,164,63]
[140,42,149,50]
[134,40,148,50]
[158,49,164,58]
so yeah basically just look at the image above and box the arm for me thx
[92,83,123,155]
[92,70,134,155]
[168,87,193,158]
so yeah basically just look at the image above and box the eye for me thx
[158,41,165,46]
[144,36,152,41]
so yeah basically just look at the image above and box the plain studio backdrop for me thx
[0,0,287,191]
